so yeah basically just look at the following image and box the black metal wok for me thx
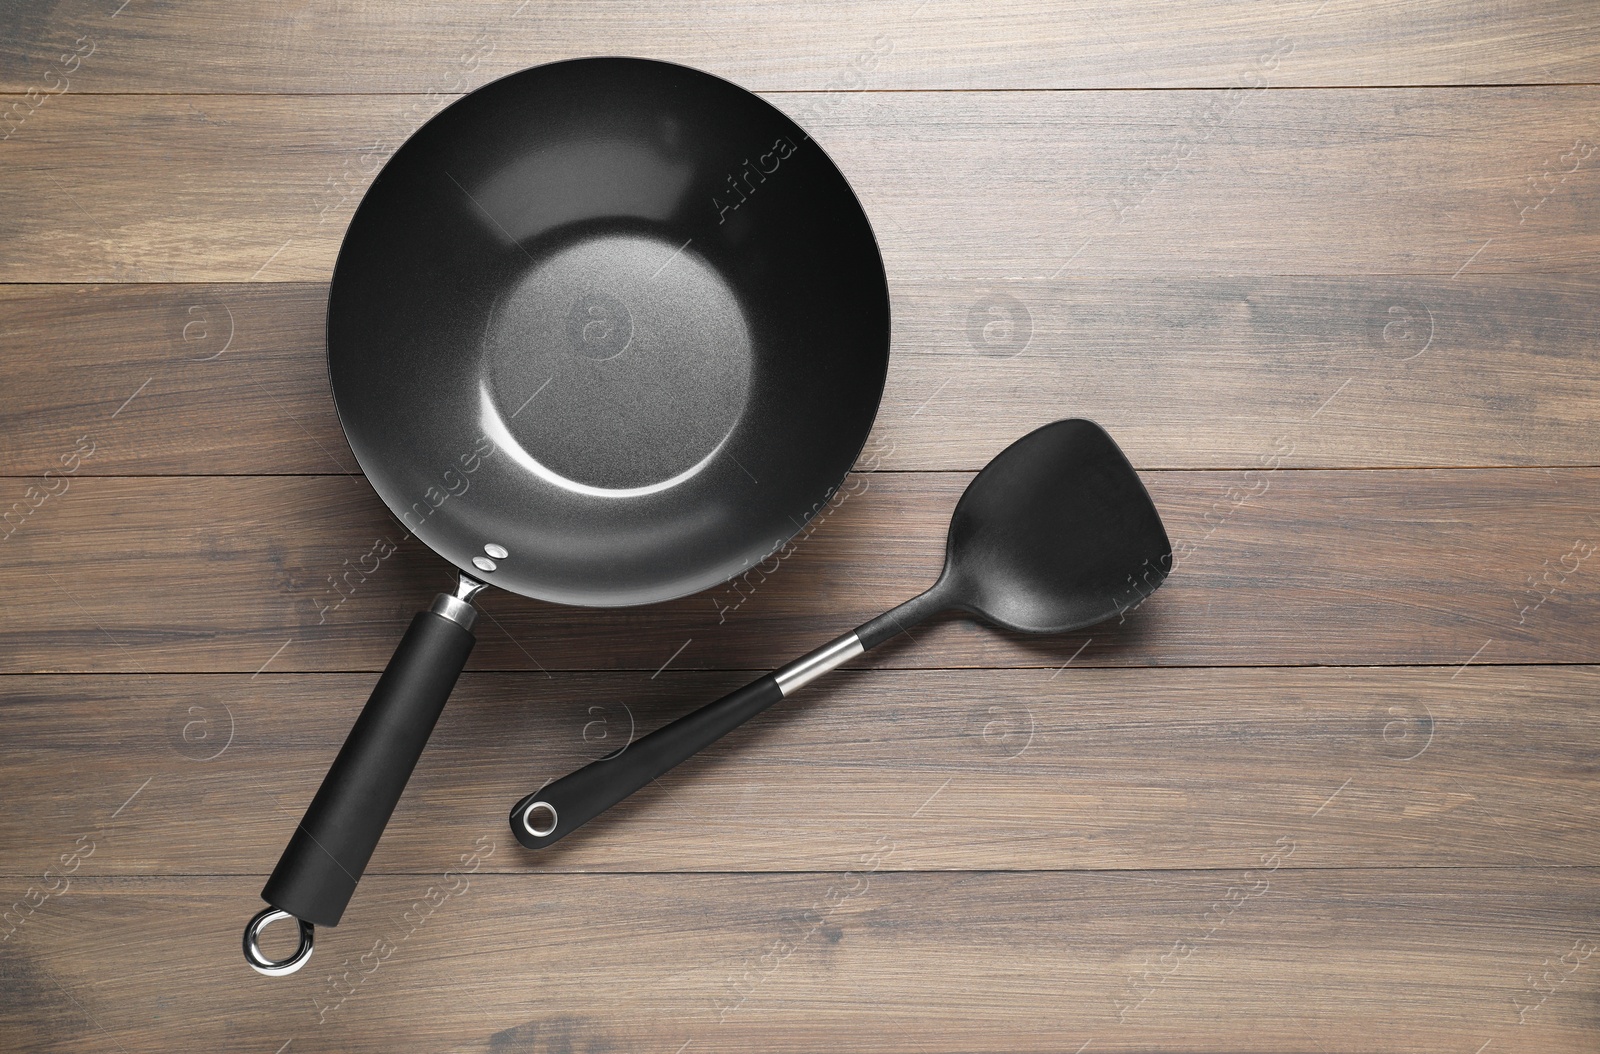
[244,56,889,974]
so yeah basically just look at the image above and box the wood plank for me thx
[1,667,1595,876]
[0,470,1593,673]
[1,871,1596,1052]
[2,0,1596,95]
[0,284,338,476]
[4,274,1597,476]
[2,89,1596,283]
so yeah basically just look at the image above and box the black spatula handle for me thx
[511,673,785,850]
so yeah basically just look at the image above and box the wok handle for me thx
[247,588,479,972]
[510,631,865,851]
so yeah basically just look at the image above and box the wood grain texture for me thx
[0,470,1593,674]
[1,872,1596,1053]
[2,0,1597,94]
[0,667,1594,876]
[2,88,1597,283]
[0,284,338,476]
[3,2,1597,1049]
[3,275,1598,475]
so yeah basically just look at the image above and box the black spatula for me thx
[510,418,1172,849]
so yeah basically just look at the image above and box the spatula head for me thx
[940,419,1172,634]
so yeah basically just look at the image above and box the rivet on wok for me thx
[483,543,509,559]
[472,556,498,572]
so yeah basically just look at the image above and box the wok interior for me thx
[943,419,1172,633]
[327,58,889,607]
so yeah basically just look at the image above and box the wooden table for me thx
[2,1,1597,1050]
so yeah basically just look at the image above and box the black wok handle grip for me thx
[511,674,784,850]
[260,605,474,930]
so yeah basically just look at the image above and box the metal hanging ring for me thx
[243,906,314,976]
[522,800,559,838]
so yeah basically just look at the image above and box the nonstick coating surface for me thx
[327,58,889,606]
